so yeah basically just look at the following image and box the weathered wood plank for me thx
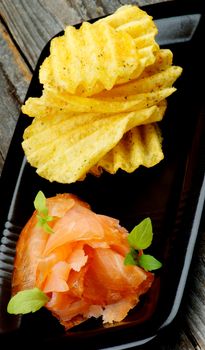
[174,332,196,350]
[163,331,196,350]
[0,21,31,175]
[0,68,20,174]
[185,243,205,349]
[0,0,167,69]
[0,0,62,69]
[0,22,31,102]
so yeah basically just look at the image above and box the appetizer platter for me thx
[0,1,205,349]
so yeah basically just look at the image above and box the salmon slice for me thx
[43,204,105,255]
[11,193,154,329]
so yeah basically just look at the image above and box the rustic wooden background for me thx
[0,1,204,349]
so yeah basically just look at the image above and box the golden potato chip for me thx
[22,86,174,118]
[98,66,182,97]
[22,113,99,145]
[38,4,161,97]
[23,105,162,159]
[117,45,158,84]
[24,100,167,148]
[22,105,161,183]
[23,100,166,151]
[142,49,173,77]
[90,123,163,175]
[39,21,146,96]
[22,47,180,119]
[98,5,155,33]
[97,4,159,79]
[21,4,183,184]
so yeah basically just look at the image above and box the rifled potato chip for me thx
[22,105,161,183]
[22,87,174,117]
[97,4,159,78]
[21,4,183,184]
[23,113,100,145]
[22,48,181,119]
[141,49,173,77]
[97,5,160,84]
[23,100,166,151]
[90,123,163,176]
[98,66,182,97]
[98,5,155,34]
[23,105,162,160]
[118,45,158,83]
[39,21,146,96]
[38,4,160,97]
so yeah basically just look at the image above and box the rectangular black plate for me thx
[0,1,205,349]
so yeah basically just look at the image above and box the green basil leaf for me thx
[138,254,162,271]
[46,215,53,222]
[34,192,54,233]
[128,217,153,250]
[7,287,49,315]
[124,252,137,266]
[34,191,48,216]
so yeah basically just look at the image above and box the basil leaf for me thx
[124,252,136,266]
[138,254,162,271]
[128,217,153,250]
[7,287,49,315]
[34,191,48,216]
[34,191,53,233]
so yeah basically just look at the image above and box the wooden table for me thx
[0,1,204,349]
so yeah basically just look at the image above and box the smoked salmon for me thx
[10,193,154,329]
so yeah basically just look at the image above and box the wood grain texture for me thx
[0,20,31,174]
[0,1,204,349]
[0,22,31,102]
[0,0,168,69]
[185,228,205,350]
[0,0,62,69]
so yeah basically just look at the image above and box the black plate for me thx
[0,1,205,349]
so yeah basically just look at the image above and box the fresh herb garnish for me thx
[124,247,138,266]
[124,217,162,272]
[34,191,53,233]
[138,253,162,272]
[127,217,153,249]
[7,287,49,314]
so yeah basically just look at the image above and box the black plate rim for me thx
[0,1,205,348]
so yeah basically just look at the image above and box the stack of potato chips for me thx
[21,5,182,183]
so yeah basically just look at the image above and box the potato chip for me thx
[38,4,161,97]
[22,105,161,183]
[22,46,181,119]
[97,4,159,77]
[23,105,161,160]
[23,100,166,150]
[142,49,173,76]
[39,21,146,96]
[98,66,182,97]
[98,5,155,34]
[22,86,174,118]
[117,45,158,84]
[90,123,163,176]
[23,113,100,145]
[21,4,183,184]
